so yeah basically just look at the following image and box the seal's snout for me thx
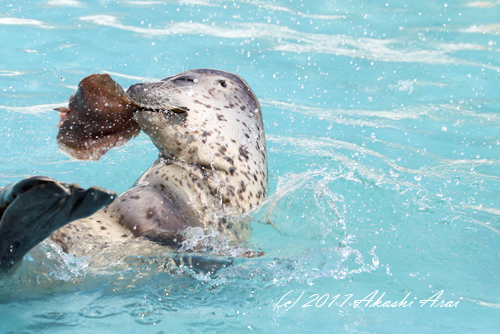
[127,82,145,96]
[126,83,148,102]
[127,81,172,111]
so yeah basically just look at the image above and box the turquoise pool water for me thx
[1,0,499,332]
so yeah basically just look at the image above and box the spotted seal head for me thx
[128,69,268,214]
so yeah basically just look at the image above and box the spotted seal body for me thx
[0,69,268,271]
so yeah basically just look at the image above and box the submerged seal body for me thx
[0,69,267,272]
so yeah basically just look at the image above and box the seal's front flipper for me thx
[108,185,203,246]
[0,176,116,272]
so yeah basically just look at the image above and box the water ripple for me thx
[78,15,500,70]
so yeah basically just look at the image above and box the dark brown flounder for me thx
[56,74,141,161]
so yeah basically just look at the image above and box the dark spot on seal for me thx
[239,145,249,160]
[101,226,107,230]
[130,195,140,200]
[217,114,227,121]
[229,167,236,176]
[146,208,157,219]
[237,180,246,194]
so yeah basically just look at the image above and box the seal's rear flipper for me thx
[0,176,116,273]
[57,74,142,161]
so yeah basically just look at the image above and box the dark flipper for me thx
[0,176,116,272]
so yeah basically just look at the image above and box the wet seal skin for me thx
[56,74,141,161]
[0,69,267,274]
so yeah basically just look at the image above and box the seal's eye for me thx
[219,80,227,88]
[174,76,195,83]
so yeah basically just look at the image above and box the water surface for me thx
[1,0,499,332]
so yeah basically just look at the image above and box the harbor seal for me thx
[0,69,267,273]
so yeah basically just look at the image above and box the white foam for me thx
[261,98,422,121]
[0,17,52,29]
[465,1,499,8]
[46,0,83,7]
[125,0,219,6]
[125,0,167,5]
[439,43,487,52]
[466,298,500,308]
[255,2,344,20]
[461,23,500,35]
[0,70,24,77]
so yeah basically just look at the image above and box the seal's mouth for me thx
[133,106,188,129]
[136,106,189,115]
[161,107,189,114]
